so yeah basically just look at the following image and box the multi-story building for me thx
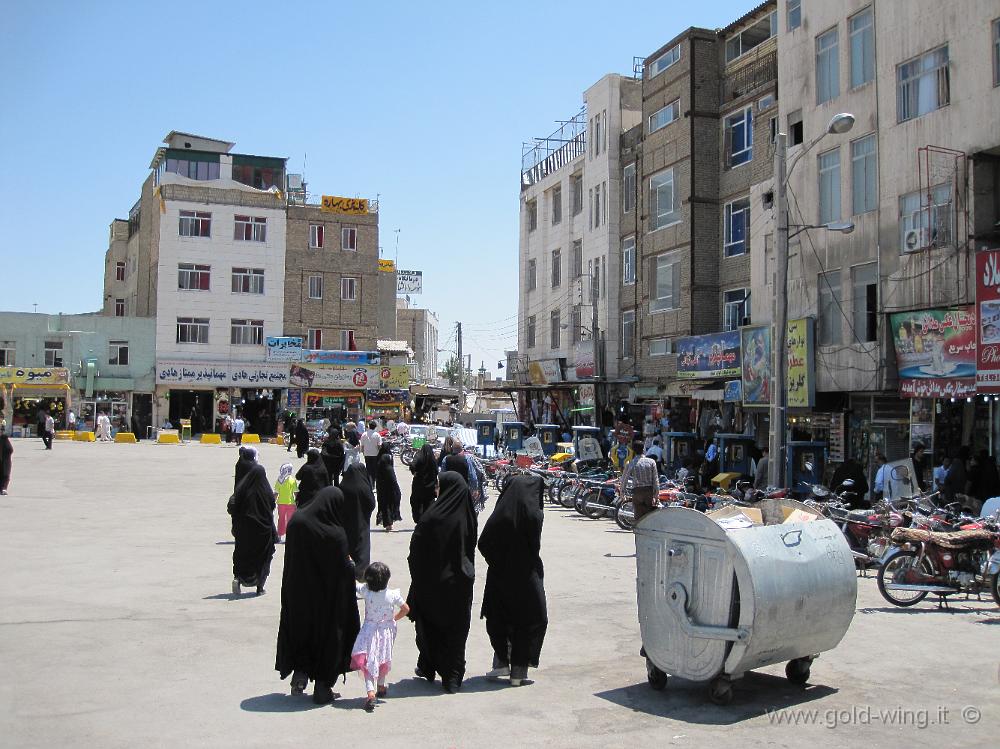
[396,299,439,383]
[518,73,642,424]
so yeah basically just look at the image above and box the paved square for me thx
[1,440,997,748]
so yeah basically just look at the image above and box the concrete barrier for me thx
[55,431,76,441]
[274,434,286,446]
[200,433,222,444]
[157,432,180,445]
[241,433,260,444]
[114,432,138,444]
[74,431,96,442]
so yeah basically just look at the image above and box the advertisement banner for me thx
[976,250,1000,391]
[786,318,815,408]
[889,306,976,398]
[378,259,396,272]
[156,361,289,387]
[396,270,423,294]
[302,350,380,366]
[724,380,742,402]
[675,331,741,379]
[320,195,368,215]
[265,336,303,362]
[289,364,408,390]
[740,326,771,405]
[528,359,562,385]
[574,341,595,380]
[0,367,69,385]
[365,389,410,404]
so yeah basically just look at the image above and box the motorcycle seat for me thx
[848,509,875,523]
[890,526,995,549]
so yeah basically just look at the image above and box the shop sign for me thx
[320,195,368,215]
[676,331,741,379]
[889,306,976,398]
[265,336,303,362]
[724,380,742,402]
[289,364,408,390]
[286,389,302,409]
[229,364,290,387]
[366,389,409,404]
[786,318,815,408]
[0,367,69,385]
[574,341,595,380]
[577,384,595,406]
[396,270,423,294]
[740,326,771,405]
[528,359,562,385]
[975,250,1000,391]
[155,361,289,387]
[302,349,380,366]
[378,258,395,272]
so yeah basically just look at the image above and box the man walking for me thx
[359,421,382,487]
[233,414,245,446]
[621,439,659,522]
[43,411,55,450]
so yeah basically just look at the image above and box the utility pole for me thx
[456,321,464,416]
[592,270,603,427]
[769,132,788,488]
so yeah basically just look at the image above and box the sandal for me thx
[376,685,388,698]
[364,696,377,713]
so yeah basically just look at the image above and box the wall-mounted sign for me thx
[740,326,771,405]
[785,317,815,408]
[320,195,368,215]
[976,250,1000,391]
[302,350,379,366]
[724,380,742,402]
[574,340,595,380]
[0,367,69,385]
[289,364,408,390]
[675,331,741,379]
[155,361,290,387]
[396,269,423,293]
[265,336,303,362]
[528,359,562,385]
[890,306,976,398]
[378,259,396,272]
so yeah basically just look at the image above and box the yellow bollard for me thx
[114,432,138,443]
[157,432,180,444]
[74,431,96,442]
[241,433,261,444]
[200,433,222,444]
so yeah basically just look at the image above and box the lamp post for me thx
[768,113,855,488]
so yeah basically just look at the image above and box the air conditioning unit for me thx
[903,228,927,253]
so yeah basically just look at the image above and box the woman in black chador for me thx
[339,462,376,581]
[375,442,403,532]
[228,463,277,596]
[321,430,346,487]
[408,443,439,522]
[295,448,329,509]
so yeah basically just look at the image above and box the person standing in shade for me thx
[478,474,547,687]
[43,412,55,450]
[910,443,929,492]
[360,421,383,488]
[232,414,246,446]
[621,440,659,522]
[409,443,439,523]
[872,453,889,502]
[375,442,402,532]
[228,462,277,596]
[340,462,376,580]
[1,425,13,494]
[295,448,330,510]
[753,446,770,490]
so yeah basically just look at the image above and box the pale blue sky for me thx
[0,0,752,377]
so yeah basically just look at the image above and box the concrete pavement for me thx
[1,439,997,748]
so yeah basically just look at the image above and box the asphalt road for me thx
[1,439,997,748]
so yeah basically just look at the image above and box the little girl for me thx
[351,562,409,712]
[273,463,298,541]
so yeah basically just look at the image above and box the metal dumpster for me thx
[635,500,856,704]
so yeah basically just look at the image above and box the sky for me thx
[0,0,752,379]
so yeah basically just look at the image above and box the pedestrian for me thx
[753,446,769,490]
[406,471,477,693]
[942,449,967,505]
[409,443,439,523]
[831,457,869,509]
[621,439,659,522]
[344,421,362,468]
[274,462,298,541]
[275,486,361,705]
[351,561,410,712]
[43,412,55,450]
[321,430,346,487]
[478,474,547,687]
[99,412,114,442]
[646,436,664,471]
[967,449,999,514]
[872,453,889,502]
[933,455,951,494]
[360,421,383,486]
[233,414,245,446]
[130,413,141,440]
[1,424,13,495]
[910,443,929,492]
[437,436,456,470]
[223,413,233,444]
[67,409,77,432]
[294,419,310,460]
[375,442,402,532]
[340,462,376,580]
[295,448,330,510]
[227,462,277,597]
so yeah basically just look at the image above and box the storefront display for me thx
[889,307,976,398]
[305,391,364,422]
[80,392,128,432]
[365,389,409,423]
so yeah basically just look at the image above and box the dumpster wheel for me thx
[785,656,813,685]
[645,658,668,691]
[708,676,733,706]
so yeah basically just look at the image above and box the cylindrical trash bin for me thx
[635,500,856,704]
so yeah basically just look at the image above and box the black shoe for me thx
[312,682,337,705]
[442,678,461,694]
[414,667,435,683]
[290,672,307,696]
[364,696,377,713]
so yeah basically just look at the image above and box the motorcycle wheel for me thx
[583,489,606,519]
[876,550,932,607]
[559,482,577,508]
[990,573,1000,608]
[400,447,415,466]
[614,501,635,531]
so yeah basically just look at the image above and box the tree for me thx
[440,355,460,385]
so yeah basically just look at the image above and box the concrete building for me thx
[0,312,155,434]
[517,73,642,424]
[396,299,439,383]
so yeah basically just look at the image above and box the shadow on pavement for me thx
[858,603,997,616]
[215,541,235,545]
[203,593,252,601]
[240,692,325,712]
[595,671,837,725]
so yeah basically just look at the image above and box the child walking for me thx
[273,463,298,541]
[351,562,409,712]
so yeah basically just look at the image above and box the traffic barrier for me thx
[74,431,96,442]
[241,433,260,444]
[55,431,75,441]
[157,432,180,445]
[200,433,222,444]
[274,434,286,446]
[114,432,138,443]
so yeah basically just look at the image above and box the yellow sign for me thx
[320,195,369,215]
[378,259,396,272]
[0,367,70,385]
[786,318,815,408]
[377,365,409,389]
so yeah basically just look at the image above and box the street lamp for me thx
[768,113,855,488]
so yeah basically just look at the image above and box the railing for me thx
[521,108,587,188]
[723,50,777,102]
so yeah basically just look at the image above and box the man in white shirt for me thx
[233,416,246,445]
[43,412,55,450]
[67,410,77,432]
[872,453,889,501]
[360,421,383,486]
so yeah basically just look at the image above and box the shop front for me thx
[305,391,364,422]
[365,389,410,423]
[1,367,72,435]
[291,362,408,425]
[79,392,129,433]
[675,331,742,444]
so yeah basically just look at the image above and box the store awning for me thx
[691,381,728,400]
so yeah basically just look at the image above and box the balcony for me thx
[723,50,777,103]
[521,108,587,189]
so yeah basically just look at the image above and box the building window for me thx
[623,236,636,285]
[164,157,220,181]
[307,328,322,349]
[852,263,878,343]
[725,107,753,167]
[231,163,282,190]
[651,251,681,312]
[725,11,777,63]
[649,44,680,77]
[526,315,536,348]
[178,263,211,291]
[571,175,583,215]
[649,338,672,356]
[115,261,126,281]
[899,184,953,251]
[572,240,583,278]
[551,184,562,225]
[648,100,680,134]
[819,272,842,345]
[592,183,602,229]
[994,19,1000,87]
[570,305,582,344]
[849,8,875,88]
[897,46,949,122]
[341,277,358,301]
[592,112,603,158]
[851,134,877,215]
[309,224,324,249]
[622,311,635,359]
[527,259,536,291]
[342,227,357,251]
[649,169,679,230]
[816,28,840,105]
[550,310,561,349]
[0,345,14,366]
[723,288,749,331]
[623,163,636,214]
[44,341,63,367]
[724,197,750,257]
[114,298,125,317]
[108,340,129,366]
[340,330,354,350]
[308,275,324,299]
[179,210,211,237]
[176,318,209,344]
[231,267,264,294]
[788,109,804,146]
[592,257,601,300]
[551,248,562,288]
[818,148,841,224]
[234,215,266,242]
[527,200,537,231]
[231,319,264,346]
[787,0,801,31]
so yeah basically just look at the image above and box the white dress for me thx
[351,584,404,680]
